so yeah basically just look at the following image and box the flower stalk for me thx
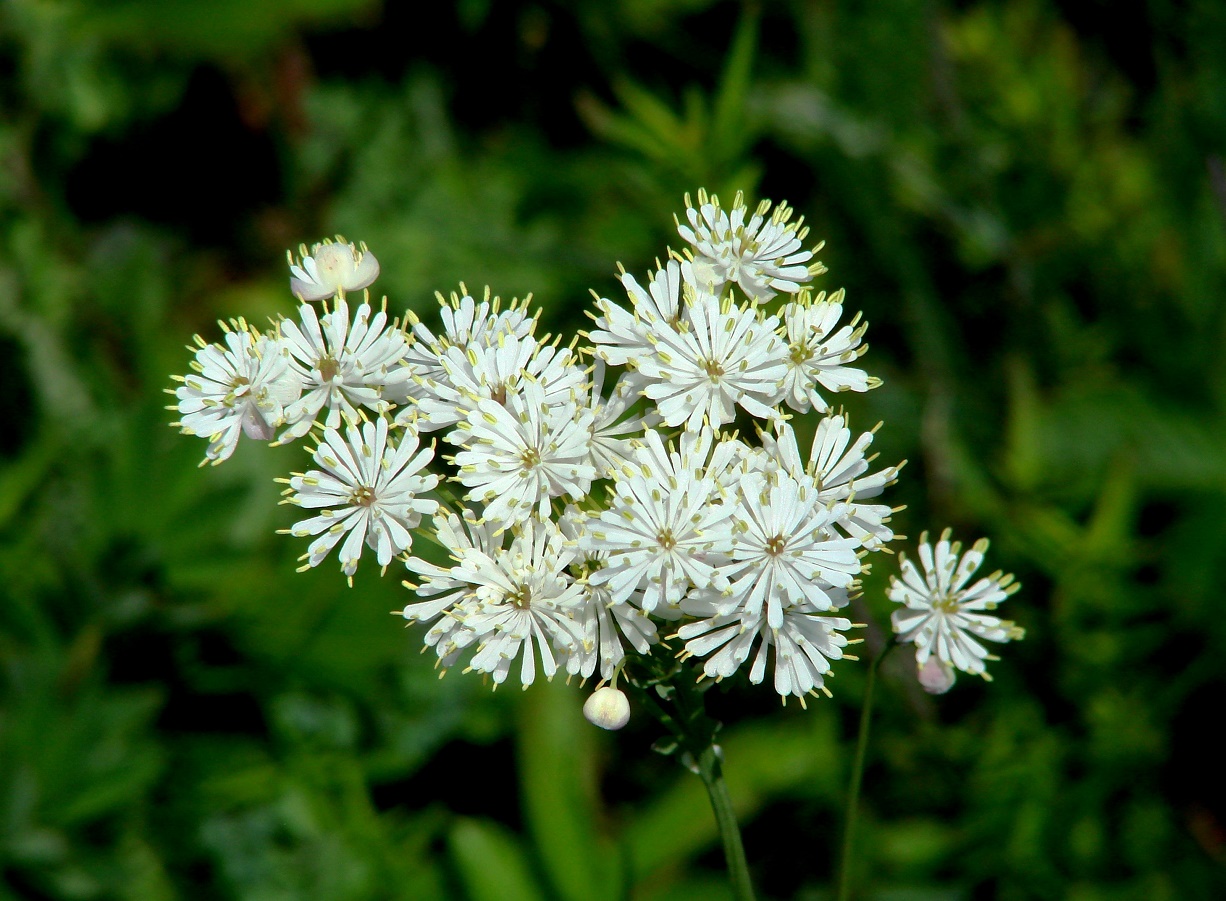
[836,642,891,901]
[626,646,757,901]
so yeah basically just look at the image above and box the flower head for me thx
[778,288,879,414]
[277,298,411,442]
[407,518,587,688]
[582,428,735,613]
[170,320,301,465]
[764,417,903,549]
[676,189,820,301]
[289,238,380,301]
[635,293,788,431]
[280,418,439,581]
[889,530,1023,682]
[447,378,596,527]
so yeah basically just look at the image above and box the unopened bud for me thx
[583,686,631,730]
[917,657,956,695]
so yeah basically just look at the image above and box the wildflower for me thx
[277,298,411,442]
[715,471,862,628]
[889,530,1024,681]
[395,287,539,411]
[588,260,688,370]
[777,288,879,413]
[289,238,380,301]
[449,518,588,687]
[560,507,658,680]
[403,508,504,668]
[582,428,734,614]
[635,293,788,431]
[678,595,856,702]
[409,332,586,432]
[764,417,903,548]
[676,189,820,301]
[170,320,301,465]
[280,418,438,580]
[584,360,661,479]
[447,378,596,526]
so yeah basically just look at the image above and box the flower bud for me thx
[583,686,631,730]
[917,656,957,695]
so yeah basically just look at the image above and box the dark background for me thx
[1,0,1224,898]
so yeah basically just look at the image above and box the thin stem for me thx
[836,643,892,901]
[625,656,757,901]
[696,745,757,901]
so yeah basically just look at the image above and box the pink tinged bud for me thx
[290,242,381,301]
[917,656,957,695]
[583,686,631,730]
[241,405,276,441]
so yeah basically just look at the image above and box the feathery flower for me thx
[447,379,596,526]
[584,360,662,478]
[409,332,586,432]
[450,518,588,687]
[277,298,411,442]
[678,595,856,702]
[280,418,438,580]
[676,189,820,301]
[402,508,503,668]
[764,417,903,548]
[171,320,301,465]
[778,288,879,413]
[635,293,788,431]
[889,530,1024,683]
[582,428,734,614]
[560,507,658,680]
[714,471,862,628]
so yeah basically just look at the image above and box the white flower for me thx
[582,428,734,614]
[447,379,596,527]
[714,471,862,628]
[588,260,688,370]
[170,320,301,465]
[395,287,538,408]
[559,507,658,680]
[676,189,820,301]
[408,332,586,432]
[764,417,903,548]
[403,508,503,668]
[417,286,537,353]
[450,518,588,687]
[583,686,631,730]
[278,298,411,442]
[889,530,1024,680]
[584,360,661,479]
[289,238,380,301]
[778,288,879,413]
[678,596,856,703]
[280,418,438,580]
[635,293,788,431]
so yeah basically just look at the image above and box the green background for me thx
[1,0,1224,898]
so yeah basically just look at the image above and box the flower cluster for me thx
[170,193,1022,722]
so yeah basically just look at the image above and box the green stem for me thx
[696,744,757,901]
[626,660,757,901]
[836,643,891,901]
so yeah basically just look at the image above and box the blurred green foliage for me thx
[1,0,1224,898]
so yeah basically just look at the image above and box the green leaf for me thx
[448,818,547,901]
[516,681,622,901]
